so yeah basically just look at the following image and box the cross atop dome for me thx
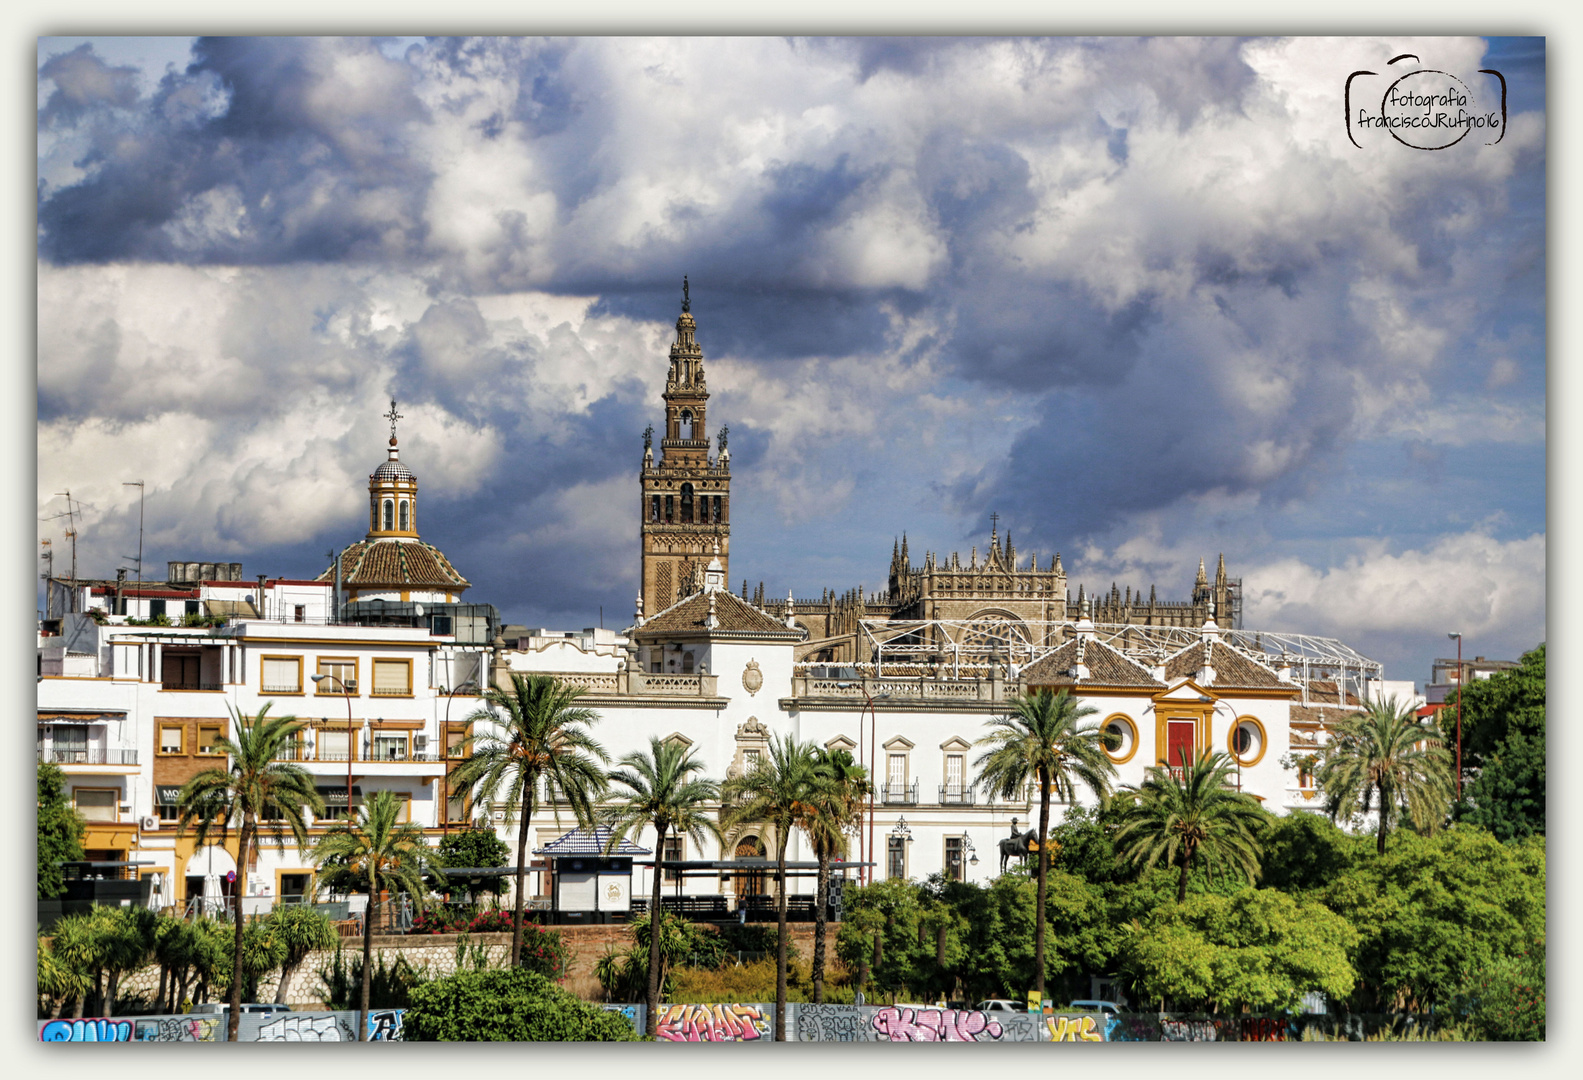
[384,397,404,444]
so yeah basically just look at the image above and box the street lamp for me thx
[838,681,890,885]
[1447,632,1463,801]
[310,673,357,826]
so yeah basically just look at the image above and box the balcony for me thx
[39,748,139,766]
[160,680,224,692]
[938,785,975,806]
[882,780,919,805]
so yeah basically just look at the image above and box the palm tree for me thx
[601,736,723,1037]
[264,904,340,1005]
[973,688,1116,1002]
[721,732,819,1041]
[1316,695,1454,854]
[310,789,430,1041]
[453,673,609,967]
[176,703,322,1042]
[1113,748,1269,902]
[798,747,869,1003]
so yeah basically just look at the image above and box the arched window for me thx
[383,500,394,531]
[398,500,409,531]
[679,409,693,440]
[680,483,694,524]
[682,651,695,674]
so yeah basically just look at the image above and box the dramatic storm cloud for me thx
[37,36,1545,685]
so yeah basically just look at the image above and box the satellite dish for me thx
[415,604,425,616]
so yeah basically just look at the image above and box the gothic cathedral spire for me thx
[639,281,731,617]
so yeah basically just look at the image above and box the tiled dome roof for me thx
[372,459,416,482]
[318,539,469,590]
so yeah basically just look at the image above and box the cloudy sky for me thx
[35,35,1545,688]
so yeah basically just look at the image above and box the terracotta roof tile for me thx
[1163,640,1284,688]
[637,589,803,640]
[1022,638,1164,688]
[317,539,470,590]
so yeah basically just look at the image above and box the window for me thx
[197,725,224,755]
[262,656,303,694]
[159,725,184,755]
[53,725,88,763]
[944,836,964,882]
[944,754,964,795]
[162,652,201,690]
[280,873,311,903]
[711,495,721,523]
[371,659,411,696]
[185,600,200,616]
[650,495,661,522]
[664,494,674,523]
[318,729,351,762]
[663,836,684,882]
[383,500,394,530]
[316,658,357,695]
[150,599,167,618]
[682,651,695,674]
[445,728,468,759]
[392,793,412,824]
[1102,715,1139,765]
[294,604,306,623]
[156,786,181,823]
[679,409,693,439]
[446,778,468,825]
[887,835,906,880]
[371,732,409,761]
[1228,717,1267,767]
[680,483,694,524]
[75,788,117,823]
[399,500,409,531]
[743,749,762,774]
[888,753,907,798]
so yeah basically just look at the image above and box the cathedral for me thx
[639,284,1241,668]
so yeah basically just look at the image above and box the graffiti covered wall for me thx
[1045,1014,1106,1042]
[654,1003,773,1042]
[40,1011,398,1043]
[792,1004,1044,1042]
[599,1004,645,1035]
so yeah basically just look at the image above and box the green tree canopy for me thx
[1316,696,1454,854]
[1118,888,1358,1013]
[1462,729,1545,841]
[428,827,513,898]
[37,762,85,900]
[404,968,643,1041]
[1113,750,1269,902]
[1448,643,1545,768]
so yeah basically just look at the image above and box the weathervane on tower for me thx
[385,398,404,442]
[681,275,690,313]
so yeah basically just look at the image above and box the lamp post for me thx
[1447,632,1463,801]
[440,678,478,834]
[310,673,357,825]
[839,681,890,885]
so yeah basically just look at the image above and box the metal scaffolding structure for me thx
[850,617,1382,704]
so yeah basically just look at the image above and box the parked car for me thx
[191,1003,294,1016]
[1067,1000,1126,1015]
[975,999,1028,1013]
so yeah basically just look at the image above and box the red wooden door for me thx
[1165,719,1196,774]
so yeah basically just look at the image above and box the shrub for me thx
[317,944,430,1010]
[1454,946,1545,1041]
[403,968,643,1041]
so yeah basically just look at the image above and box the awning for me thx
[316,785,363,806]
[205,599,258,618]
[38,710,126,724]
[156,786,183,804]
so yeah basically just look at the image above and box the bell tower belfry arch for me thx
[640,278,730,616]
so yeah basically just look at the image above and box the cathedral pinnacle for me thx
[681,275,690,314]
[1195,558,1208,587]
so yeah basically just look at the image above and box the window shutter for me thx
[373,660,407,694]
[262,658,298,691]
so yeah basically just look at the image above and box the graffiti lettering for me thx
[368,1009,405,1041]
[1046,1014,1104,1042]
[871,1006,1004,1042]
[40,1018,133,1042]
[598,1004,643,1033]
[135,1017,219,1042]
[795,1005,871,1042]
[1240,1016,1289,1042]
[654,1003,770,1042]
[258,1014,347,1042]
[1160,1017,1232,1042]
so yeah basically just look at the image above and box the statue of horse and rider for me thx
[998,823,1046,873]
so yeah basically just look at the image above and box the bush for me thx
[317,944,430,1010]
[403,968,643,1041]
[1455,946,1545,1041]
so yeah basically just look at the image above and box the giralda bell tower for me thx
[638,278,731,617]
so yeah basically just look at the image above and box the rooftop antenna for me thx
[40,540,54,619]
[47,490,81,591]
[122,480,145,605]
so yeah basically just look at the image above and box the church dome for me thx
[373,458,416,482]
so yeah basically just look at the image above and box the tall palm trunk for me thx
[510,786,537,966]
[646,823,667,1038]
[1033,767,1051,1003]
[1177,844,1193,903]
[361,864,377,1043]
[774,830,790,1041]
[228,820,251,1042]
[1376,781,1390,854]
[811,843,831,1003]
